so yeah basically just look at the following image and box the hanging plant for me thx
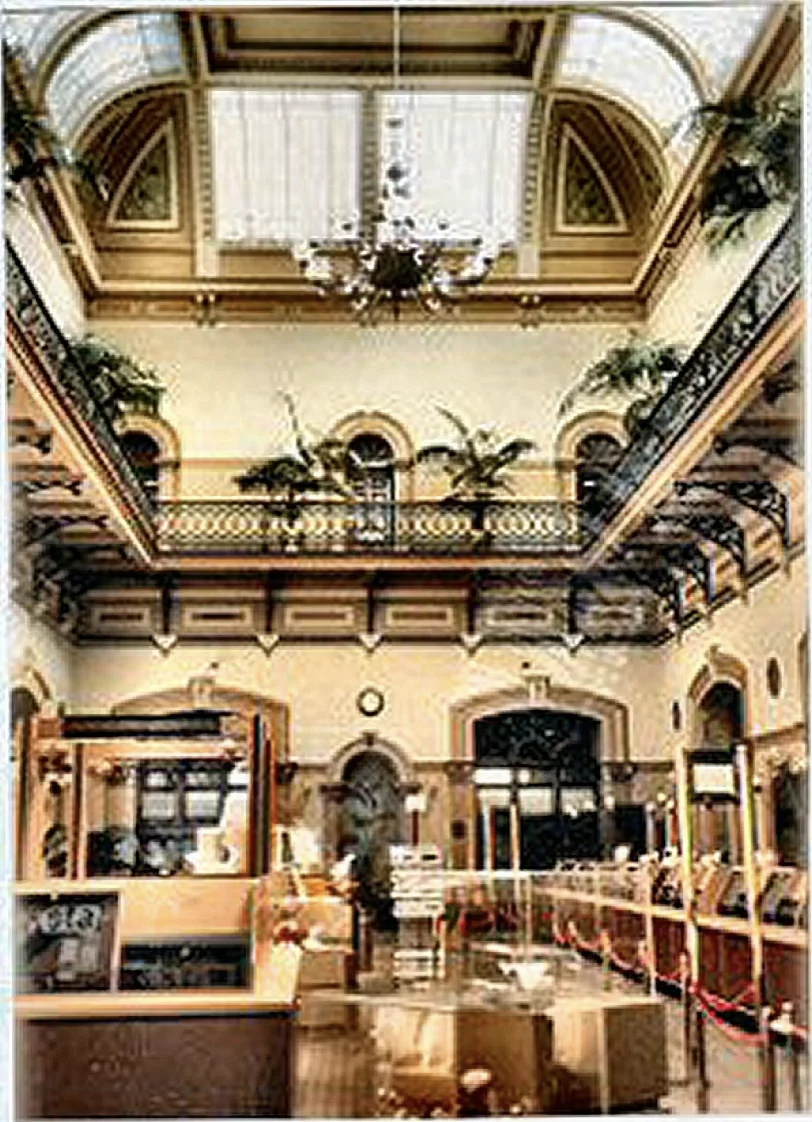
[685,92,800,247]
[4,47,106,203]
[234,395,355,525]
[71,335,165,423]
[416,407,534,528]
[558,333,685,437]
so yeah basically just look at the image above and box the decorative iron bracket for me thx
[623,537,715,604]
[647,507,747,574]
[610,559,684,624]
[675,478,790,548]
[713,432,799,468]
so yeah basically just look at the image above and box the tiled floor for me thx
[294,953,809,1118]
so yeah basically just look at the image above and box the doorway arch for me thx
[337,748,405,929]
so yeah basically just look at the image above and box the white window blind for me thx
[211,88,361,245]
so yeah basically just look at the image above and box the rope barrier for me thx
[550,917,807,1044]
[694,989,767,1046]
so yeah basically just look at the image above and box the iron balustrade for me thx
[155,498,583,556]
[5,241,155,526]
[586,207,802,539]
[7,205,801,562]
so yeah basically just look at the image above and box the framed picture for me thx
[16,891,120,993]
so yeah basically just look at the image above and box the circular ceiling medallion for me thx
[357,687,385,718]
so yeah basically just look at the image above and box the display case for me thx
[759,867,808,928]
[651,862,683,908]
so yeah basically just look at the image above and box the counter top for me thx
[16,988,298,1020]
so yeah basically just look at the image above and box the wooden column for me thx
[736,743,764,1004]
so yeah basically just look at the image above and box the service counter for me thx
[17,985,298,1118]
[533,862,808,1022]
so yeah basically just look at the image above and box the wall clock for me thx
[357,687,385,717]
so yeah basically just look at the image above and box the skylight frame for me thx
[3,8,88,75]
[557,12,702,141]
[630,4,775,99]
[43,12,185,144]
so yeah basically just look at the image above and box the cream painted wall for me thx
[9,601,74,707]
[92,319,626,465]
[69,560,806,774]
[659,551,807,751]
[71,638,666,765]
[7,198,85,338]
[648,203,791,350]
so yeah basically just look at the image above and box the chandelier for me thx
[293,8,499,325]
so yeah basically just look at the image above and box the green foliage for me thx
[558,333,684,434]
[4,46,104,202]
[71,335,165,422]
[234,395,355,516]
[415,406,535,501]
[686,92,800,247]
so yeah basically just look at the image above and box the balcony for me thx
[6,241,155,532]
[155,498,583,557]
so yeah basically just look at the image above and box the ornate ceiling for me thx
[4,4,799,323]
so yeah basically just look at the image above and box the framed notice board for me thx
[16,891,120,993]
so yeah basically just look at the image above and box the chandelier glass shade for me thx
[293,10,500,324]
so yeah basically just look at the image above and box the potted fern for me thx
[415,407,535,538]
[559,333,684,437]
[4,46,106,203]
[71,336,165,423]
[685,92,800,247]
[235,395,354,544]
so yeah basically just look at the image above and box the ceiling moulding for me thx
[87,290,646,324]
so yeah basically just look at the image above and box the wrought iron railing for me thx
[586,207,802,538]
[5,241,156,525]
[155,499,583,556]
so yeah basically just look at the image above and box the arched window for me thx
[121,430,161,505]
[575,433,623,522]
[347,433,395,544]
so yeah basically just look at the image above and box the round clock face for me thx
[357,687,385,717]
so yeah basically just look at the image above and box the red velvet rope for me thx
[551,917,807,1041]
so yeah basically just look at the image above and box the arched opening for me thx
[347,432,396,544]
[339,749,404,929]
[472,709,602,870]
[120,430,161,505]
[694,681,745,859]
[575,433,624,524]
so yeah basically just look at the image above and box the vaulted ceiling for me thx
[4,4,799,323]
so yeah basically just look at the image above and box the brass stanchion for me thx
[760,1006,777,1112]
[600,928,612,991]
[695,1004,710,1113]
[675,742,700,1087]
[680,950,693,1087]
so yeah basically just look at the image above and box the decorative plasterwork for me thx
[555,124,627,233]
[107,120,180,231]
[449,681,630,764]
[325,733,415,786]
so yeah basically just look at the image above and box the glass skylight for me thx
[558,14,699,135]
[3,8,85,72]
[45,12,183,142]
[211,89,361,245]
[635,5,773,95]
[378,91,529,244]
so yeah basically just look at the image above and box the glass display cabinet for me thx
[759,867,807,928]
